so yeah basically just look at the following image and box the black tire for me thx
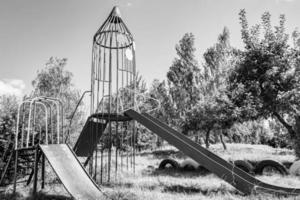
[254,160,288,175]
[197,165,211,175]
[181,159,199,171]
[182,164,197,171]
[158,158,180,170]
[234,160,254,174]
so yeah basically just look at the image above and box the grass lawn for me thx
[2,143,300,200]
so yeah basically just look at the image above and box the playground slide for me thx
[74,119,107,157]
[125,109,300,195]
[40,144,103,200]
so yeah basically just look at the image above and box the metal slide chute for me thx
[73,119,107,157]
[40,144,104,200]
[125,109,300,196]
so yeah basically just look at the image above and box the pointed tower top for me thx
[111,6,121,18]
[94,6,134,48]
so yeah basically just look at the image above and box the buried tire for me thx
[254,160,288,176]
[159,158,180,170]
[181,159,200,171]
[197,165,211,175]
[234,160,254,174]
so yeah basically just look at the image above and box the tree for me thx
[184,28,240,149]
[31,57,84,145]
[167,33,201,133]
[202,27,240,95]
[228,10,300,156]
[0,95,18,156]
[148,79,175,125]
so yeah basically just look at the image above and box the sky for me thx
[0,0,300,97]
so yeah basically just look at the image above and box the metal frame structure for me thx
[89,6,137,183]
[13,96,64,193]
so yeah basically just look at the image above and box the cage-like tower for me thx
[90,6,137,183]
[91,6,136,113]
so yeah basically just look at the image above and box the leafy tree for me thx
[31,57,84,145]
[148,79,175,125]
[185,28,240,149]
[0,95,18,156]
[167,33,201,133]
[228,10,300,156]
[202,27,240,95]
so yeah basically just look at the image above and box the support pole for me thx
[33,147,39,195]
[13,150,18,194]
[41,154,45,189]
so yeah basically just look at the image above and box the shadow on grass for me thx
[107,190,139,200]
[0,193,20,200]
[162,184,243,196]
[140,149,186,160]
[102,182,134,189]
[24,192,72,200]
[148,168,211,178]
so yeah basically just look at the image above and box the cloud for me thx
[0,79,25,97]
[126,2,132,7]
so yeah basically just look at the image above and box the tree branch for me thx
[273,111,296,138]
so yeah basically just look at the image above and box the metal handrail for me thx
[119,87,161,113]
[94,87,161,114]
[65,90,91,143]
[15,96,64,150]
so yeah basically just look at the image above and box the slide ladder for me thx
[0,142,36,186]
[125,109,300,195]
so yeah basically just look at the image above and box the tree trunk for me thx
[273,112,296,139]
[294,115,300,158]
[194,133,199,143]
[220,132,227,150]
[205,129,211,149]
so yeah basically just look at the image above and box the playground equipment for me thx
[3,6,300,199]
[2,6,137,198]
[0,96,63,190]
[125,110,300,195]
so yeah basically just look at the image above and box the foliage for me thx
[166,33,201,132]
[183,28,240,148]
[228,10,300,156]
[148,79,175,126]
[201,27,240,96]
[31,57,84,145]
[0,95,18,156]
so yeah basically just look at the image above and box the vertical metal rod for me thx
[51,104,54,144]
[132,45,137,174]
[26,100,34,147]
[94,143,98,181]
[13,150,18,194]
[21,103,26,148]
[32,102,37,145]
[115,40,119,179]
[89,45,95,176]
[33,147,39,195]
[107,15,115,183]
[56,102,60,144]
[49,105,53,144]
[41,154,45,189]
[100,149,103,184]
[15,104,22,149]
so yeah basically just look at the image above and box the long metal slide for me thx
[125,109,300,195]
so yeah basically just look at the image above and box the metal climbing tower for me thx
[91,6,136,113]
[89,6,137,183]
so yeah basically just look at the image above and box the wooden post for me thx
[13,150,18,194]
[33,147,39,194]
